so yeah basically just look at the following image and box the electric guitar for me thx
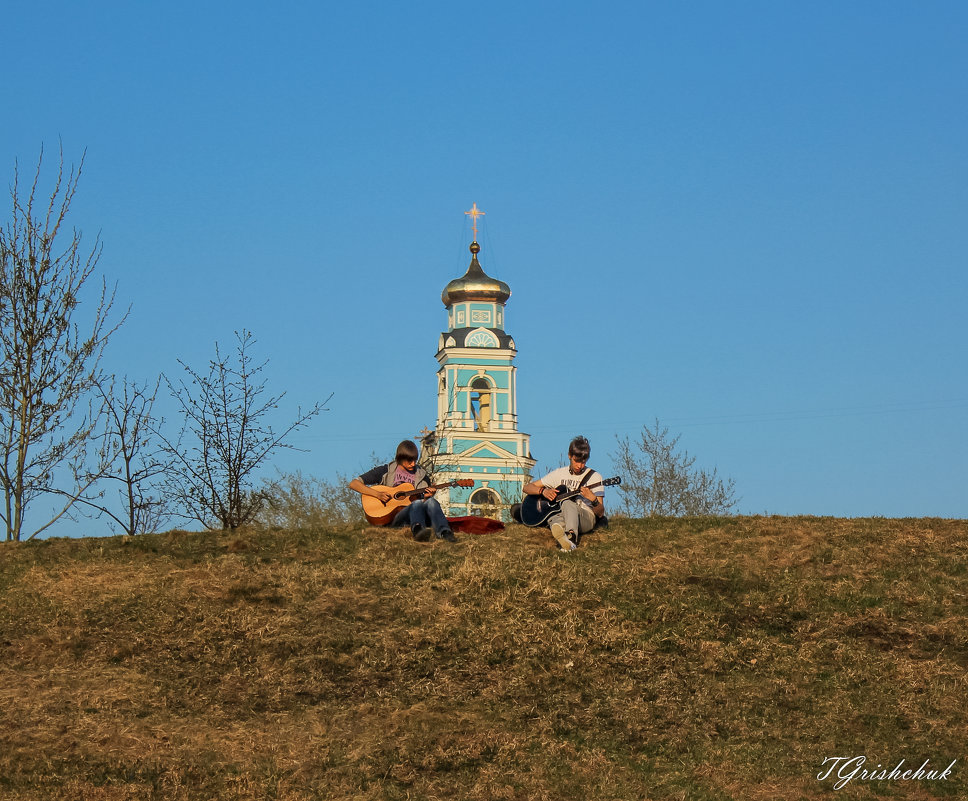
[519,477,621,527]
[361,479,474,526]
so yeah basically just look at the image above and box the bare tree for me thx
[82,376,169,535]
[612,419,738,517]
[416,427,447,480]
[157,330,328,530]
[0,146,124,541]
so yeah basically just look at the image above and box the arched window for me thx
[470,488,502,519]
[469,376,492,432]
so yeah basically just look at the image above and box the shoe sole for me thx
[551,523,576,551]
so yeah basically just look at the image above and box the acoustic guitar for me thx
[361,479,474,526]
[519,477,621,527]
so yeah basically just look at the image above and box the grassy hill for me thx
[1,516,966,800]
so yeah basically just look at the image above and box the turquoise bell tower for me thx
[423,205,535,521]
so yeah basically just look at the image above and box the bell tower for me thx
[423,205,535,520]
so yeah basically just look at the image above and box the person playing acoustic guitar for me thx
[521,435,605,551]
[348,439,457,543]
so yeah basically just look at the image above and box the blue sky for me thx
[3,1,966,532]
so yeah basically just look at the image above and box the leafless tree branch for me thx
[0,144,127,540]
[156,330,329,530]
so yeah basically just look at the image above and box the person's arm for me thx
[579,486,606,518]
[523,479,558,501]
[413,470,436,498]
[348,470,391,504]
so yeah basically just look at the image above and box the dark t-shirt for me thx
[357,463,426,488]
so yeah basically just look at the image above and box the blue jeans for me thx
[392,498,450,534]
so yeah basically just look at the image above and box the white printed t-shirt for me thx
[540,467,605,508]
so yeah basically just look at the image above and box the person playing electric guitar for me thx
[521,435,605,551]
[348,439,457,543]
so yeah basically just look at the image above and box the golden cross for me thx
[464,202,485,241]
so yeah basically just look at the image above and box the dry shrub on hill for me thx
[257,470,364,530]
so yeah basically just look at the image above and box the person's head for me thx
[395,439,420,467]
[568,435,590,470]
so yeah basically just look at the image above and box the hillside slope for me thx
[1,517,966,800]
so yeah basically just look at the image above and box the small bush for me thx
[259,469,364,529]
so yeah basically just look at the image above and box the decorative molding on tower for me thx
[423,206,535,521]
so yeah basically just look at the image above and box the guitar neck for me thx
[397,481,456,499]
[556,477,624,503]
[559,480,604,499]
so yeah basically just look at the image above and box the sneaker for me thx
[436,529,457,543]
[413,526,433,542]
[551,523,577,551]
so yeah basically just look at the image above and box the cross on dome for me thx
[464,202,485,241]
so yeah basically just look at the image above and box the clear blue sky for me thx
[3,1,966,532]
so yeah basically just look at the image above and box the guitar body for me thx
[519,494,555,527]
[519,485,570,527]
[360,478,474,526]
[361,483,417,526]
[519,476,622,527]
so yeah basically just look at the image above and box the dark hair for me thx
[568,435,590,460]
[395,439,420,464]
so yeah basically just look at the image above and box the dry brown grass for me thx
[0,517,966,799]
